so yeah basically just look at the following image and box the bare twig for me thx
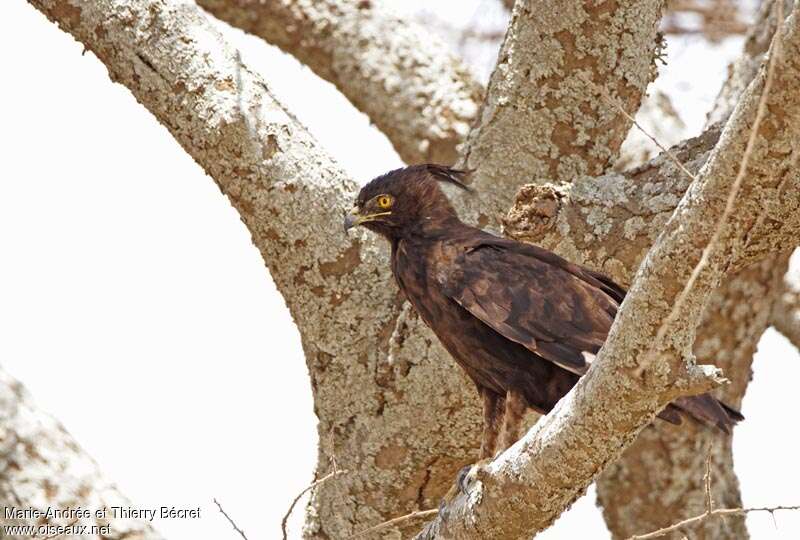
[351,509,439,539]
[627,505,800,539]
[703,445,713,514]
[662,0,749,39]
[214,498,249,540]
[578,71,698,183]
[638,0,785,377]
[281,433,347,540]
[281,468,348,540]
[629,440,799,539]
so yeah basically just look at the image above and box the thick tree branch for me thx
[196,0,483,165]
[22,1,486,538]
[0,368,163,539]
[506,126,718,284]
[506,0,800,283]
[598,253,789,539]
[707,0,791,126]
[418,4,800,538]
[598,6,797,536]
[772,252,800,350]
[460,0,667,225]
[504,121,799,285]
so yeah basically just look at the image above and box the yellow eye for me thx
[377,195,393,209]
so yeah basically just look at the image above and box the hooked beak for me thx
[343,207,391,232]
[343,208,361,232]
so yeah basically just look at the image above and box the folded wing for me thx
[438,236,625,376]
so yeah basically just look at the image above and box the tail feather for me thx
[663,394,743,434]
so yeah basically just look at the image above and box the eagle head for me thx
[343,164,469,238]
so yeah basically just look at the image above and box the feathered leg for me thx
[442,389,505,508]
[500,389,527,451]
[480,388,505,459]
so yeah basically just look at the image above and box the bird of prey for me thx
[344,164,742,459]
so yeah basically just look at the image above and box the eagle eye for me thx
[377,195,393,209]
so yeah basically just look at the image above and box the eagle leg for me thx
[480,388,505,459]
[500,389,527,451]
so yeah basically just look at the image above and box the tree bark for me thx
[419,3,800,537]
[596,254,789,539]
[21,1,800,539]
[595,4,796,535]
[22,1,491,538]
[506,3,799,536]
[772,252,800,350]
[460,0,666,226]
[196,0,484,166]
[21,1,676,538]
[0,368,164,540]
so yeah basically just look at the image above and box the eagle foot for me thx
[438,458,491,513]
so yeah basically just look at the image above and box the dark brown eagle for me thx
[344,164,742,459]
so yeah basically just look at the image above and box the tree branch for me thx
[22,1,485,537]
[772,252,800,350]
[598,253,789,539]
[418,3,800,537]
[460,0,667,226]
[0,368,164,539]
[505,1,800,281]
[510,3,796,536]
[196,0,483,165]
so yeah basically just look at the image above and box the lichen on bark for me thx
[0,368,164,540]
[196,0,484,165]
[460,0,667,226]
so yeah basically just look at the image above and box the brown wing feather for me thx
[439,237,623,376]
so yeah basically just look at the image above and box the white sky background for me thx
[1,1,799,539]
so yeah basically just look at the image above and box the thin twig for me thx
[627,505,800,539]
[349,509,439,539]
[628,0,785,381]
[281,468,348,540]
[704,444,713,513]
[629,438,799,538]
[578,71,698,183]
[214,498,249,540]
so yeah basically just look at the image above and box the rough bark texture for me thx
[196,0,483,166]
[418,4,800,537]
[504,125,800,284]
[23,1,486,538]
[459,0,666,226]
[22,1,800,539]
[0,368,164,540]
[772,251,800,350]
[595,5,796,536]
[707,0,790,126]
[597,254,789,539]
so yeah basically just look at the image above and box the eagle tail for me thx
[583,268,627,304]
[659,394,744,434]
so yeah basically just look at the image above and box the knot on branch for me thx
[503,183,565,240]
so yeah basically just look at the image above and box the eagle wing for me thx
[438,235,626,376]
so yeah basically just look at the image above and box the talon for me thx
[456,464,473,492]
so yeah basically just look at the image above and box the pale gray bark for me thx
[196,0,483,165]
[504,123,799,284]
[18,0,800,539]
[597,254,789,539]
[23,1,486,538]
[418,3,800,537]
[772,252,800,350]
[595,5,794,535]
[0,368,164,540]
[459,0,666,226]
[707,0,790,126]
